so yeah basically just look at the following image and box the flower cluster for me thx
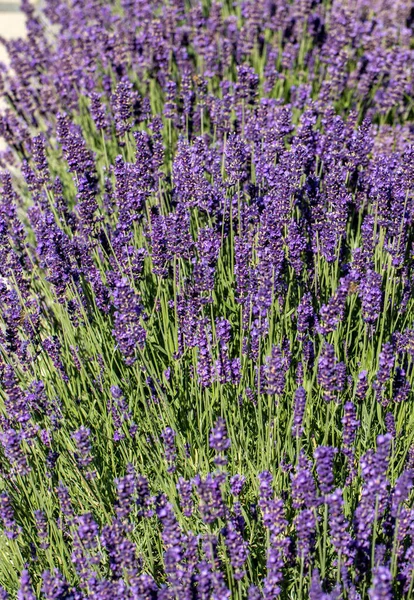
[0,0,413,598]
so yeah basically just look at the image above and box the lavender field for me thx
[0,0,413,598]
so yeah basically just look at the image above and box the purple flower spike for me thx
[34,510,49,550]
[230,474,246,497]
[210,417,231,466]
[368,566,393,600]
[265,343,291,396]
[294,508,316,565]
[0,492,21,539]
[292,386,307,437]
[177,478,194,517]
[359,270,383,325]
[161,427,177,473]
[17,570,36,600]
[373,342,395,399]
[291,452,318,510]
[193,472,227,524]
[72,426,94,470]
[223,518,249,579]
[327,489,355,567]
[41,569,76,600]
[318,343,346,402]
[391,470,413,518]
[342,401,360,483]
[314,446,337,498]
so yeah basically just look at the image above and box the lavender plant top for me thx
[0,0,413,598]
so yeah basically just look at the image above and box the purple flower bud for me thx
[263,543,286,599]
[314,446,337,497]
[197,320,214,388]
[194,227,221,295]
[56,483,74,527]
[215,318,231,345]
[76,513,99,549]
[291,452,318,509]
[108,385,137,442]
[368,566,393,600]
[176,478,193,517]
[161,427,177,473]
[112,79,134,138]
[248,585,263,599]
[342,402,359,449]
[355,435,392,555]
[393,367,410,404]
[114,464,140,521]
[89,92,107,131]
[342,401,359,483]
[385,412,396,438]
[225,133,249,185]
[0,428,30,476]
[318,343,346,402]
[72,426,93,470]
[265,343,291,396]
[359,270,383,325]
[34,510,49,550]
[373,342,395,398]
[17,570,36,600]
[295,508,316,565]
[31,134,49,186]
[292,386,307,437]
[317,276,352,335]
[327,489,356,566]
[131,573,158,599]
[223,518,249,579]
[210,417,231,465]
[355,370,369,402]
[0,491,20,539]
[297,293,315,340]
[391,470,413,518]
[110,275,147,365]
[41,569,76,600]
[193,472,227,524]
[163,80,177,121]
[43,336,68,383]
[56,113,94,174]
[230,474,246,497]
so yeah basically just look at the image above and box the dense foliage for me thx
[0,0,414,597]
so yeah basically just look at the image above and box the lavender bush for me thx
[0,0,413,597]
